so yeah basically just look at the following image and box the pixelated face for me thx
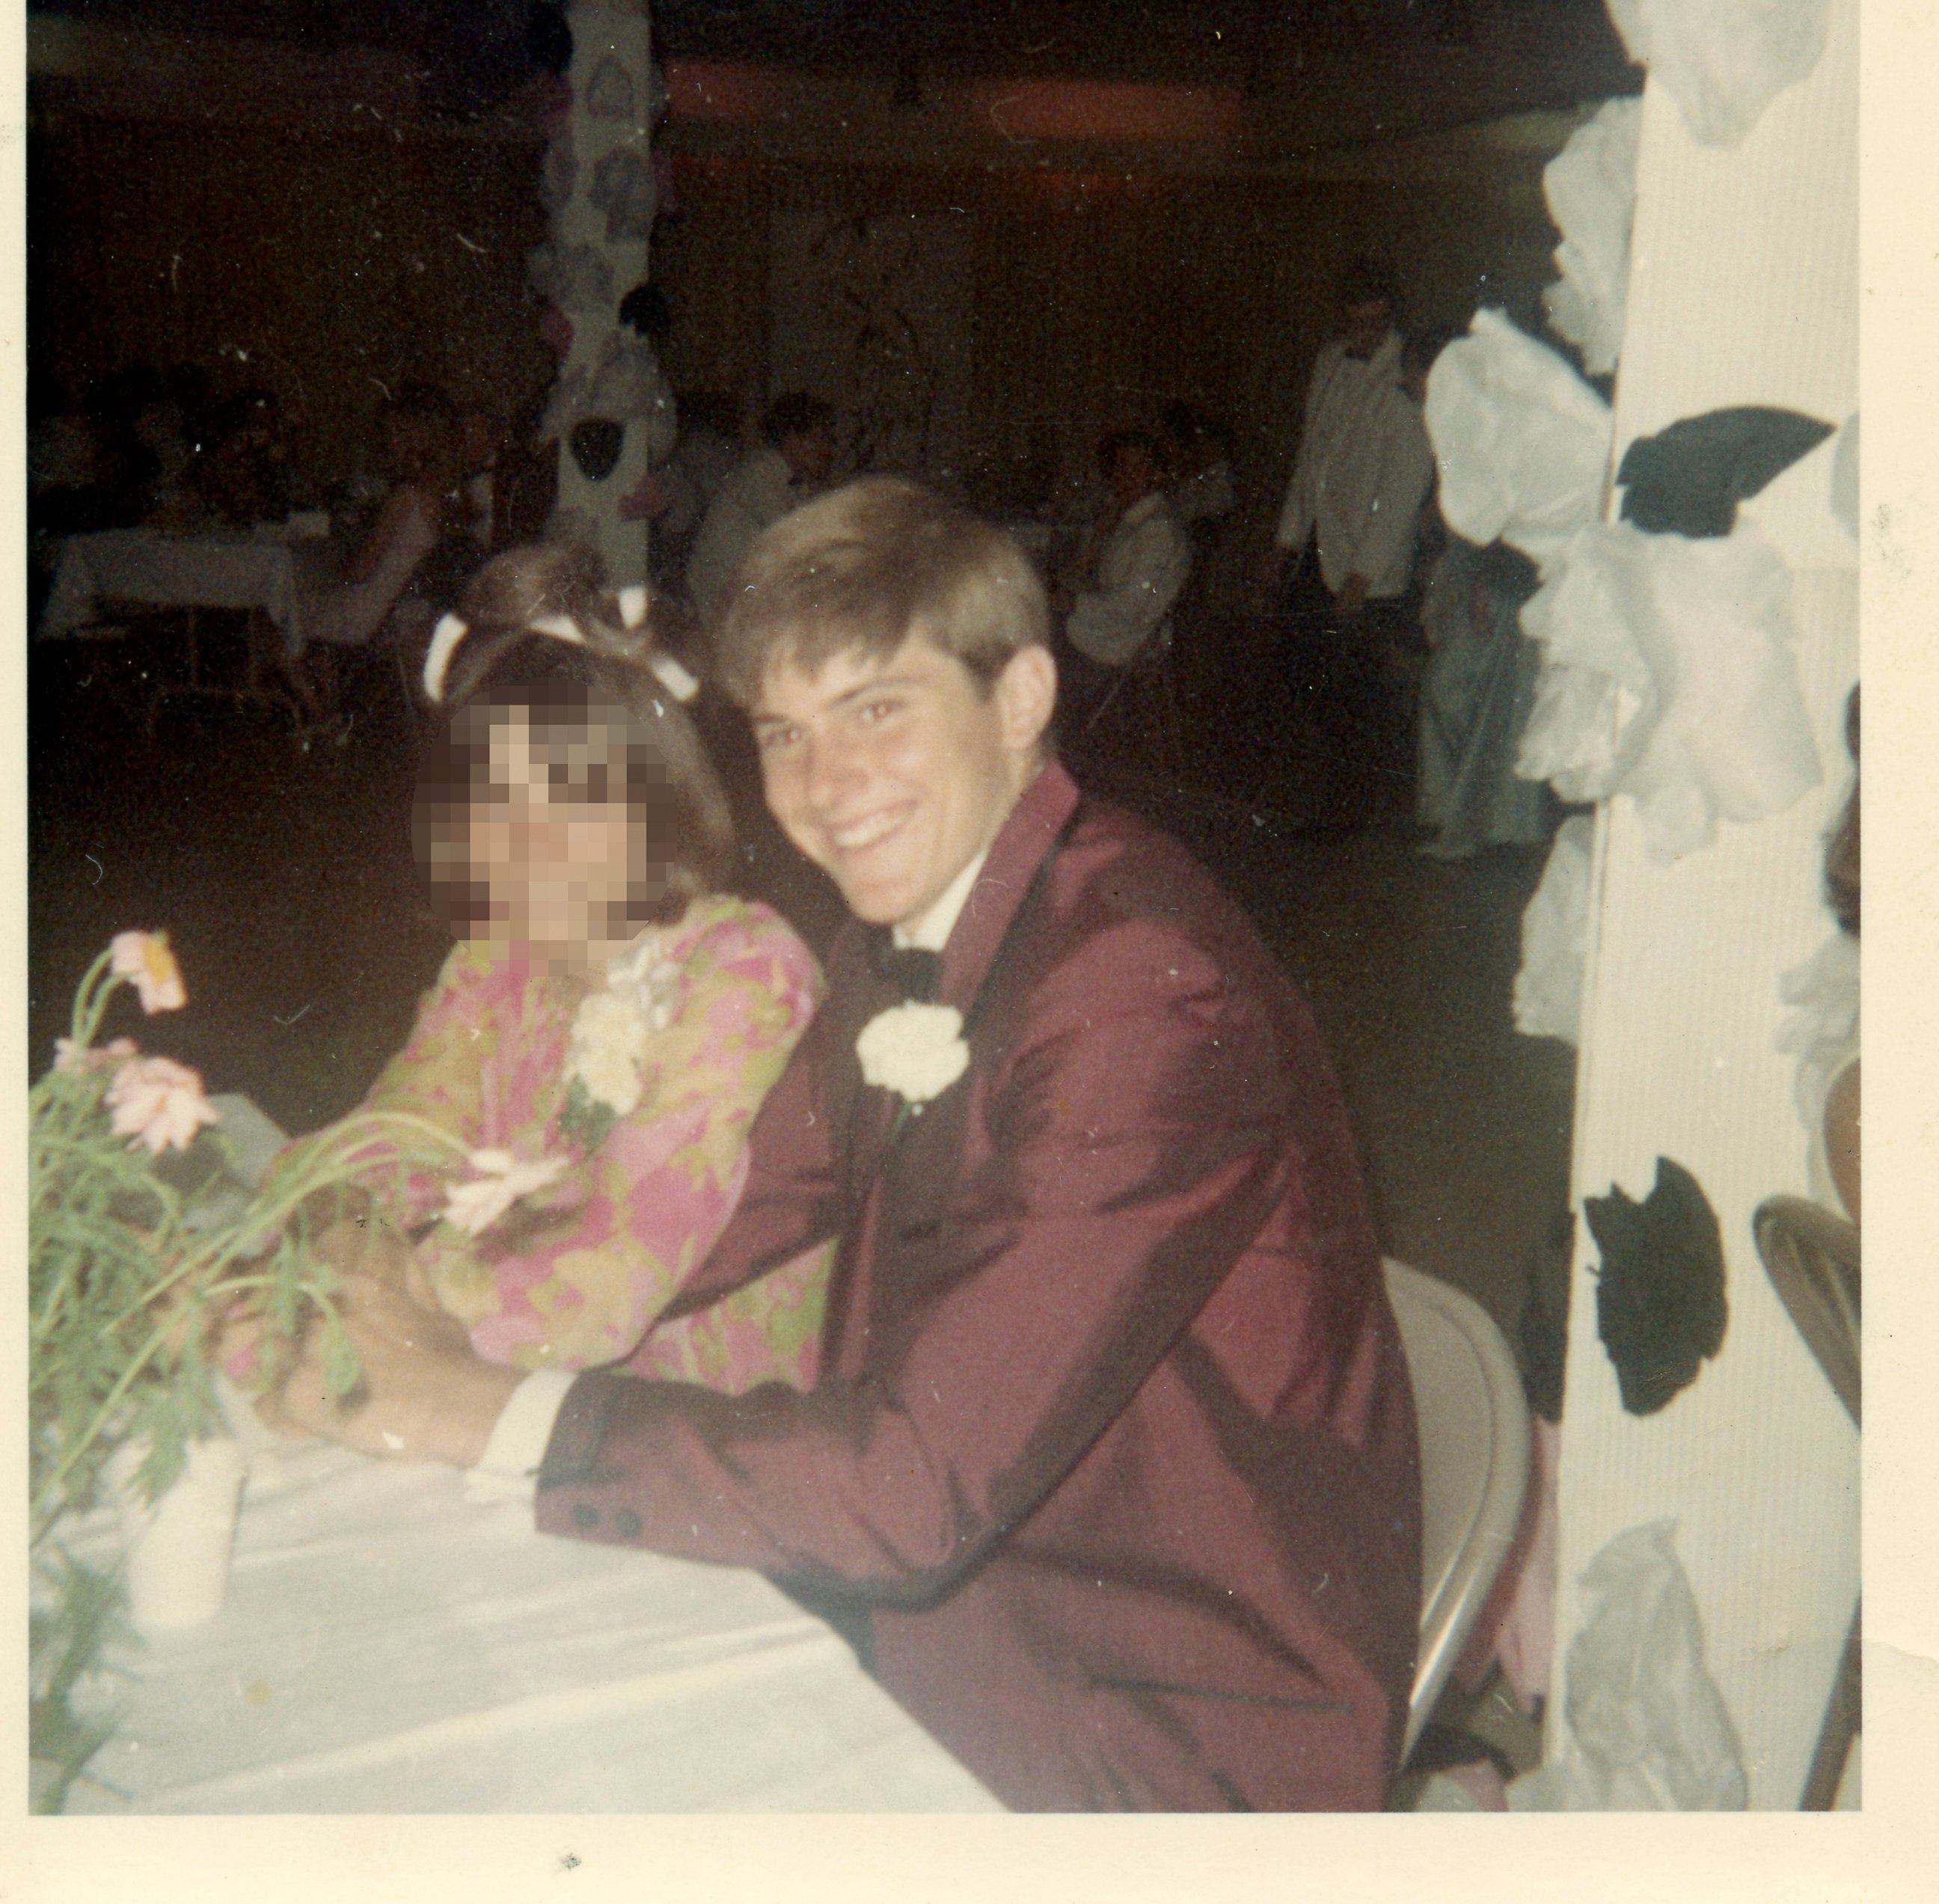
[750,635,1054,932]
[417,700,658,973]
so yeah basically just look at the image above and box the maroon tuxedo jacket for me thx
[535,760,1421,1810]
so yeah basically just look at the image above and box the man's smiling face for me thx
[751,635,1055,931]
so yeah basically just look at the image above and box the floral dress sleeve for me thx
[263,900,828,1389]
[407,897,829,1386]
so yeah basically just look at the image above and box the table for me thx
[37,528,318,643]
[58,1439,1002,1813]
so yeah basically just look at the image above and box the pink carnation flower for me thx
[111,931,188,1014]
[106,1055,221,1156]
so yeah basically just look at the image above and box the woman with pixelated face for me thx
[284,544,832,1389]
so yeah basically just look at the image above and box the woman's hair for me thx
[415,542,736,933]
[1825,684,1859,936]
[712,477,1049,705]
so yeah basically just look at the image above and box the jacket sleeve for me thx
[1347,393,1436,590]
[533,918,1293,1603]
[1272,344,1338,552]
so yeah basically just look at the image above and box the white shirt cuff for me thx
[463,1367,576,1506]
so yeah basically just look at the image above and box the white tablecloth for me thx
[61,1440,1000,1813]
[37,530,308,641]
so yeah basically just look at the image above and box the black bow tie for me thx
[869,933,943,1003]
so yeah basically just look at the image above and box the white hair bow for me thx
[421,589,699,707]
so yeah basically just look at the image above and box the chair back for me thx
[1382,1258,1532,1760]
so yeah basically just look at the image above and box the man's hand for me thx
[1333,572,1371,619]
[261,1272,524,1469]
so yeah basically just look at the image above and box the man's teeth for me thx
[828,812,901,851]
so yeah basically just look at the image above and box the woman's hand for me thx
[259,1272,523,1468]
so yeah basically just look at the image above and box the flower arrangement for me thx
[27,930,570,1808]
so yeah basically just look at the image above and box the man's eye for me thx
[756,726,799,751]
[857,699,901,724]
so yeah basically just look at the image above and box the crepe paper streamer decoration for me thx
[1542,99,1642,377]
[1424,310,1614,578]
[1585,1157,1727,1417]
[1512,814,1595,1044]
[1605,0,1831,150]
[1516,519,1819,859]
[1617,406,1835,539]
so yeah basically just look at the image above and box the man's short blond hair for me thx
[712,477,1050,705]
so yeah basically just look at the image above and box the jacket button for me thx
[572,1504,599,1530]
[614,1510,643,1539]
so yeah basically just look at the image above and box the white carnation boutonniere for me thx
[559,934,682,1150]
[856,1002,971,1111]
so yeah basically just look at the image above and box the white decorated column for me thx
[530,0,676,587]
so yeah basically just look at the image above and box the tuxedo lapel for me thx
[821,761,1082,1378]
[937,761,1082,1014]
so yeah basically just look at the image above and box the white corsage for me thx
[560,932,682,1148]
[856,1002,970,1106]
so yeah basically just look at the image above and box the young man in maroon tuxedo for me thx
[277,478,1421,1811]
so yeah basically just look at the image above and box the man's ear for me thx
[993,643,1057,757]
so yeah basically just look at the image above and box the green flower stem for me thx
[67,950,119,1050]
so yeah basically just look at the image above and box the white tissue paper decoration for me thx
[1514,815,1596,1044]
[1828,413,1858,542]
[1777,928,1859,1191]
[1508,1520,1748,1810]
[1516,520,1820,859]
[1424,311,1615,575]
[1543,99,1643,376]
[1605,0,1831,150]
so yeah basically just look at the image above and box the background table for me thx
[60,1439,1001,1813]
[37,527,319,643]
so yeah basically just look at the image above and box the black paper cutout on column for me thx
[570,418,625,483]
[1586,1156,1728,1415]
[1616,406,1834,539]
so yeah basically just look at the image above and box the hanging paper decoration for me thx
[1586,1157,1728,1416]
[1516,519,1819,860]
[530,1,676,588]
[1513,815,1597,1044]
[1424,310,1614,576]
[1616,406,1835,538]
[1605,0,1831,150]
[1543,98,1642,377]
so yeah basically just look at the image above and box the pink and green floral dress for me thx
[305,896,828,1392]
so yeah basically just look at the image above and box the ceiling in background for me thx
[31,1,1633,100]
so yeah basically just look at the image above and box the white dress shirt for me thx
[1065,492,1193,667]
[684,444,803,625]
[1272,329,1436,599]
